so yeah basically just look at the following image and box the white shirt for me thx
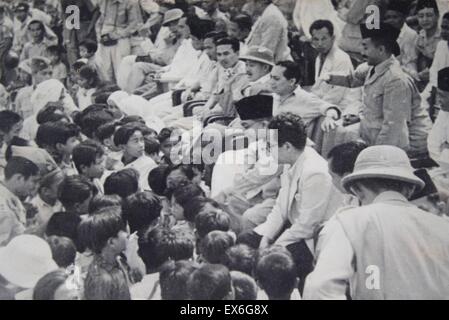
[160,39,200,83]
[428,110,449,171]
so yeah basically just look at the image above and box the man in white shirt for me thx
[309,19,361,116]
[304,145,449,300]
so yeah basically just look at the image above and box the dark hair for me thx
[276,61,301,84]
[370,37,399,54]
[183,197,219,223]
[46,236,77,268]
[46,212,82,250]
[74,104,115,139]
[84,262,131,300]
[46,45,61,57]
[204,31,228,42]
[223,244,256,275]
[148,165,170,196]
[88,194,122,215]
[28,19,44,31]
[36,103,67,125]
[309,19,334,37]
[33,270,70,300]
[4,156,39,180]
[0,110,22,133]
[72,140,105,174]
[230,13,253,31]
[77,207,126,254]
[444,12,449,21]
[200,231,235,264]
[157,127,177,144]
[79,65,100,89]
[172,183,205,209]
[138,226,195,272]
[122,191,162,234]
[79,39,98,54]
[72,61,87,72]
[166,164,199,192]
[215,37,240,52]
[327,141,368,176]
[187,263,232,300]
[96,121,119,142]
[159,260,199,300]
[195,209,231,239]
[104,168,139,199]
[36,121,80,149]
[58,175,95,211]
[255,251,297,299]
[268,113,307,150]
[231,271,258,300]
[119,116,145,126]
[113,124,142,146]
[144,136,160,155]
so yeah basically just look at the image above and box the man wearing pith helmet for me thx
[304,145,449,300]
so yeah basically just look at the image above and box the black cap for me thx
[360,22,401,56]
[416,0,439,13]
[386,0,410,16]
[438,67,449,92]
[190,19,216,40]
[235,95,273,121]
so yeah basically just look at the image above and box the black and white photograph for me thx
[0,0,448,303]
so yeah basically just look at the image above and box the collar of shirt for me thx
[251,73,271,85]
[372,191,409,205]
[372,55,396,76]
[287,147,307,177]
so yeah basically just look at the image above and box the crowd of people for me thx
[0,0,449,300]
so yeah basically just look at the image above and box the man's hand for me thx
[321,109,339,132]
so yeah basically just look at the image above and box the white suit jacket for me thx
[255,147,334,247]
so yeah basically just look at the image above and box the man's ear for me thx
[55,142,65,153]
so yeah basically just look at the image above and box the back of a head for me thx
[33,269,69,300]
[122,191,162,233]
[223,244,256,275]
[88,194,123,215]
[0,110,22,134]
[46,236,77,268]
[200,230,235,264]
[104,168,139,199]
[187,263,233,300]
[84,262,131,300]
[159,260,199,300]
[4,156,39,181]
[58,175,95,211]
[148,164,170,196]
[327,141,369,176]
[138,225,195,273]
[231,271,258,300]
[195,208,231,239]
[255,251,297,299]
[77,207,126,255]
[46,212,82,251]
[268,112,307,151]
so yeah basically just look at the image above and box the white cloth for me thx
[397,23,419,79]
[428,110,449,171]
[159,39,200,83]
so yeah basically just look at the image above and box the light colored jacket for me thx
[246,4,291,62]
[0,184,26,247]
[428,110,449,170]
[255,147,334,247]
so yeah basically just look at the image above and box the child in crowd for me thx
[45,212,82,251]
[157,127,183,166]
[255,248,301,300]
[132,225,195,300]
[186,263,234,300]
[46,236,77,269]
[79,40,98,67]
[231,271,258,300]
[223,244,256,276]
[76,65,102,111]
[95,121,123,171]
[57,175,96,216]
[170,182,205,233]
[104,168,139,200]
[35,121,80,175]
[122,191,162,234]
[199,230,235,264]
[46,45,67,84]
[159,260,199,300]
[72,140,106,194]
[88,194,122,215]
[144,136,162,164]
[33,269,81,300]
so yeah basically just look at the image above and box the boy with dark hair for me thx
[46,236,77,268]
[157,127,182,166]
[199,230,235,264]
[72,140,106,194]
[95,121,122,171]
[223,243,256,276]
[0,157,40,245]
[231,271,258,300]
[35,121,81,175]
[187,263,234,300]
[45,212,82,251]
[144,136,161,164]
[170,183,205,232]
[159,260,199,300]
[58,175,96,216]
[113,124,157,190]
[46,45,67,83]
[104,168,139,199]
[122,191,162,234]
[0,110,23,173]
[255,249,300,300]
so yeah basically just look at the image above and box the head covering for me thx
[30,56,51,73]
[240,46,275,67]
[438,67,449,92]
[162,8,184,26]
[107,90,130,107]
[190,19,216,40]
[235,95,273,120]
[30,79,66,115]
[360,22,401,56]
[416,0,439,13]
[14,2,29,12]
[341,145,425,193]
[11,146,59,176]
[386,0,410,16]
[116,95,164,133]
[0,235,58,289]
